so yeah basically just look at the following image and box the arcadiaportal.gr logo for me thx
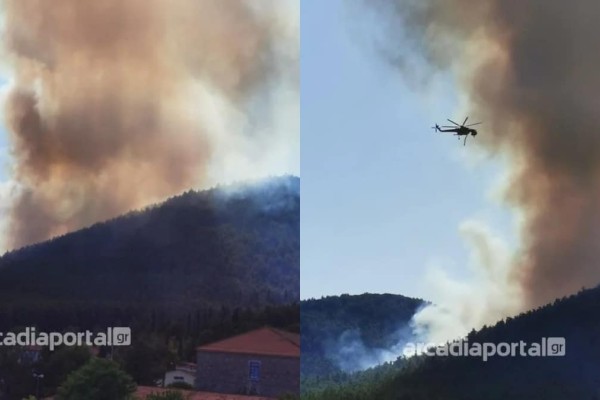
[403,337,566,361]
[0,327,132,351]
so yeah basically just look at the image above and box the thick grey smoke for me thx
[1,0,298,249]
[360,0,600,339]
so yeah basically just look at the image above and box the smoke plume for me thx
[362,0,600,339]
[326,327,414,372]
[0,0,298,249]
[411,221,522,343]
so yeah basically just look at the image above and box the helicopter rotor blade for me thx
[466,122,482,127]
[447,119,461,126]
[462,116,469,126]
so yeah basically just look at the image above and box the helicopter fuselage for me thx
[436,126,476,136]
[432,118,481,145]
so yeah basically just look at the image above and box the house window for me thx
[248,360,261,382]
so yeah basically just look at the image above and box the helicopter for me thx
[432,117,481,145]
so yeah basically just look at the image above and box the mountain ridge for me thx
[301,292,424,377]
[0,175,300,319]
[303,284,600,399]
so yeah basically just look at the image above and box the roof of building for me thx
[196,327,300,358]
[136,387,274,400]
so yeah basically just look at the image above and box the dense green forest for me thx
[0,176,300,399]
[0,175,299,313]
[302,285,600,400]
[301,293,423,378]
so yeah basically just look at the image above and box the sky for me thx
[0,129,7,180]
[300,0,514,300]
[0,78,8,182]
[0,76,13,254]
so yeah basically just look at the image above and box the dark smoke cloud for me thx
[361,0,600,309]
[2,0,297,249]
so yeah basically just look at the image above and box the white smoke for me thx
[326,325,415,372]
[411,220,523,343]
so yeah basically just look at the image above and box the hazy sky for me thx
[0,130,7,180]
[0,78,8,184]
[300,0,514,300]
[0,1,299,252]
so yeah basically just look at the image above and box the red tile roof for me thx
[136,386,274,400]
[197,327,300,358]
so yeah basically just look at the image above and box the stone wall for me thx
[196,351,299,397]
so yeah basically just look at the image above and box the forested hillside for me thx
[303,285,600,400]
[0,176,299,321]
[301,293,423,378]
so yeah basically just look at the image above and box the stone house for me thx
[196,327,300,397]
